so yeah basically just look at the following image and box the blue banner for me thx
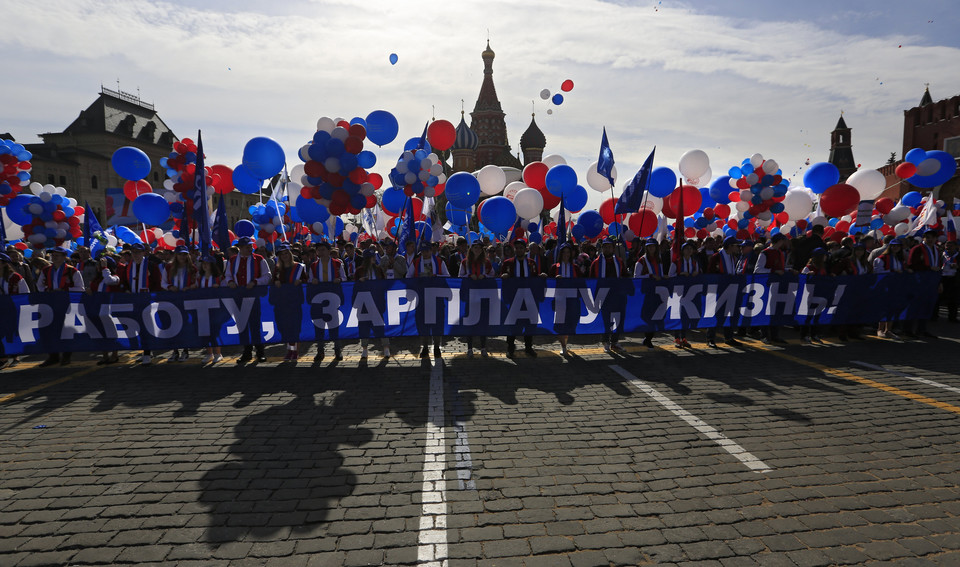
[0,273,939,355]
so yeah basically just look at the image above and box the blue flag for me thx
[416,122,428,150]
[83,201,107,256]
[398,197,416,251]
[0,212,6,250]
[615,147,655,215]
[194,131,212,258]
[598,128,615,187]
[556,194,566,261]
[213,192,230,253]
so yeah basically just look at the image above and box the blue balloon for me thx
[350,116,368,128]
[357,151,377,169]
[414,221,432,242]
[381,187,407,215]
[234,219,256,237]
[295,195,331,224]
[242,137,285,180]
[870,218,884,229]
[698,187,716,212]
[564,184,588,212]
[648,167,678,198]
[578,210,604,238]
[552,93,564,105]
[350,193,366,209]
[479,196,517,235]
[545,164,578,197]
[529,232,542,244]
[365,110,399,147]
[111,146,152,181]
[901,191,922,208]
[131,193,170,226]
[728,166,743,179]
[803,162,839,194]
[445,202,472,226]
[5,194,33,225]
[905,147,927,165]
[114,225,143,244]
[445,172,481,209]
[232,164,262,194]
[389,53,399,65]
[571,224,586,241]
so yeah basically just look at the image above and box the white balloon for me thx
[678,149,710,180]
[845,169,886,201]
[316,117,335,133]
[163,179,175,191]
[361,183,375,197]
[331,126,349,142]
[740,189,752,202]
[587,160,617,192]
[810,215,828,227]
[477,165,506,196]
[299,145,311,162]
[28,203,43,215]
[312,221,324,233]
[162,232,178,246]
[735,201,750,212]
[761,159,779,174]
[504,181,525,202]
[39,191,52,202]
[917,157,941,176]
[759,187,774,201]
[107,235,118,247]
[542,154,567,168]
[782,189,814,220]
[894,221,910,235]
[55,186,67,196]
[289,164,305,182]
[513,187,544,219]
[29,181,43,195]
[750,153,764,168]
[639,194,663,215]
[324,157,340,172]
[67,198,77,207]
[885,205,911,224]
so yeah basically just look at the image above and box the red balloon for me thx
[365,195,377,208]
[696,228,708,239]
[664,185,702,218]
[561,79,574,92]
[210,165,234,194]
[875,197,895,214]
[427,119,457,152]
[713,203,731,218]
[729,191,740,202]
[702,207,715,220]
[344,136,364,154]
[819,183,860,218]
[348,168,367,185]
[304,160,326,178]
[538,185,561,211]
[74,206,85,216]
[368,172,383,189]
[628,210,658,237]
[835,220,851,232]
[433,182,445,197]
[736,229,750,240]
[123,179,152,201]
[599,197,617,224]
[522,162,549,190]
[410,197,424,220]
[685,227,696,238]
[348,123,367,140]
[775,212,789,225]
[895,162,917,179]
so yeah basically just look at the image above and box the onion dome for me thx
[520,113,546,151]
[453,112,479,151]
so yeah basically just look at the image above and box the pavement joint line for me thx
[738,338,960,415]
[417,358,449,566]
[850,360,960,396]
[609,364,773,473]
[0,365,101,404]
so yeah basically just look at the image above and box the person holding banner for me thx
[273,243,308,362]
[37,247,85,367]
[705,237,741,348]
[89,254,121,365]
[460,241,494,358]
[549,243,582,357]
[163,246,198,362]
[942,240,959,323]
[634,238,664,349]
[667,240,700,348]
[225,236,271,364]
[309,240,345,363]
[591,237,628,354]
[198,256,224,364]
[356,248,389,359]
[378,239,407,280]
[874,238,905,339]
[501,239,538,358]
[120,243,162,365]
[904,229,941,338]
[412,242,450,359]
[754,233,790,344]
[0,252,29,369]
[799,248,830,343]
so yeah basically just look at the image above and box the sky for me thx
[4,0,960,213]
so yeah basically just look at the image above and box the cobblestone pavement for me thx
[2,320,960,566]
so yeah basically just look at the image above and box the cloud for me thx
[4,0,958,216]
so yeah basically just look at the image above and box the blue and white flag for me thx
[598,128,615,188]
[615,147,655,215]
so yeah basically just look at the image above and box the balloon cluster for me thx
[539,79,574,114]
[297,116,379,218]
[6,183,84,247]
[388,146,447,198]
[726,153,787,226]
[0,139,32,206]
[249,200,292,245]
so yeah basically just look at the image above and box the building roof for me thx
[56,87,177,147]
[834,114,848,131]
[453,113,479,151]
[520,114,546,150]
[473,41,503,114]
[920,86,933,107]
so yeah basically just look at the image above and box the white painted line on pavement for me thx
[850,361,960,396]
[417,359,448,567]
[609,365,773,473]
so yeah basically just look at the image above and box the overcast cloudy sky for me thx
[5,0,959,208]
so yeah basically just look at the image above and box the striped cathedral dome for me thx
[453,113,479,151]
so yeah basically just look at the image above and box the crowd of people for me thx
[1,223,955,369]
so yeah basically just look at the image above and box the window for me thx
[59,175,67,186]
[154,171,159,182]
[945,136,960,158]
[91,175,98,189]
[47,174,55,184]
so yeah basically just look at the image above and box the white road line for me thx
[850,361,960,396]
[609,365,773,474]
[417,359,448,567]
